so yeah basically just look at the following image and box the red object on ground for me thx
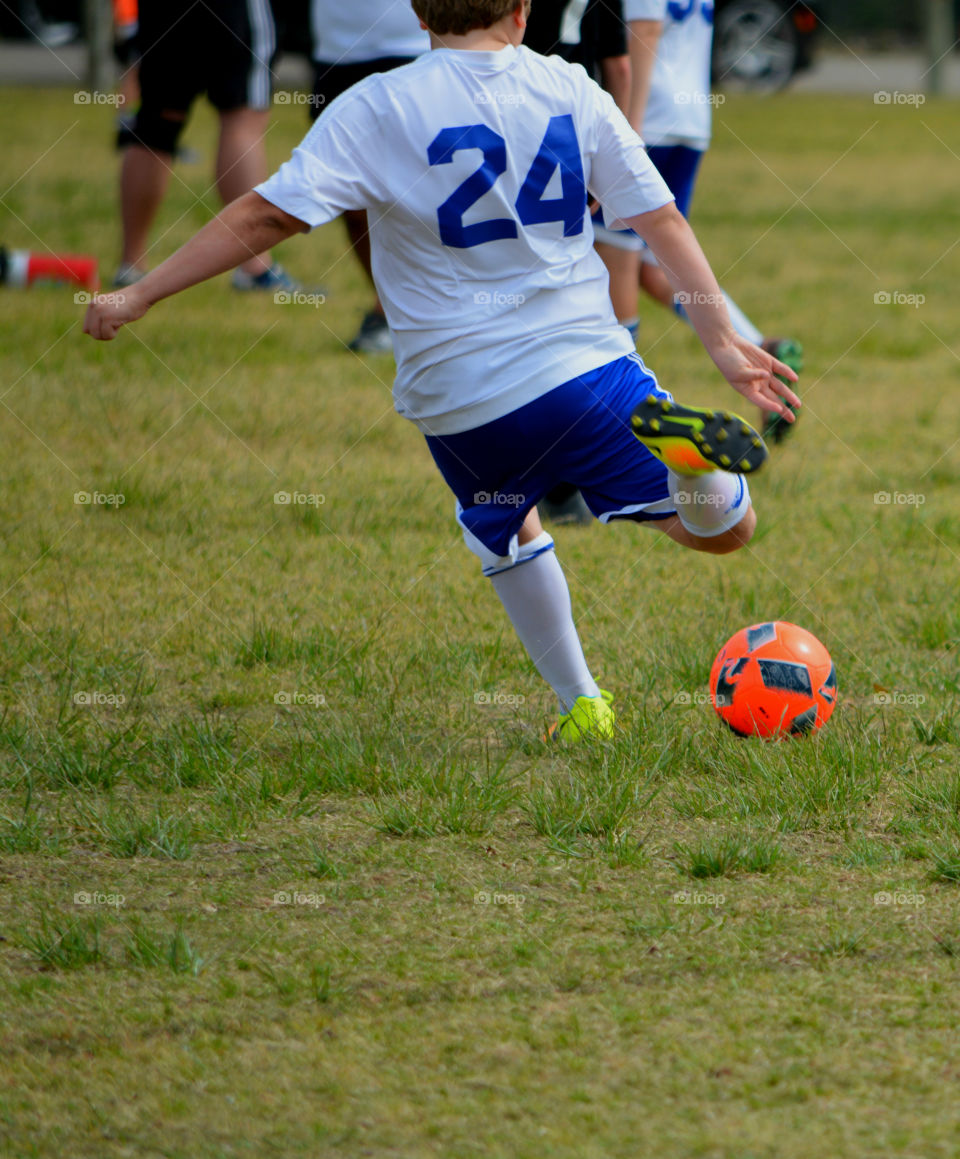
[0,247,99,291]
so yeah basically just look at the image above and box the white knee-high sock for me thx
[722,291,764,345]
[674,289,764,347]
[490,548,600,712]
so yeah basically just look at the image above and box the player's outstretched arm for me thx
[628,202,801,421]
[83,193,309,341]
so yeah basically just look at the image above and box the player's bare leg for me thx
[595,240,640,339]
[119,139,177,272]
[216,108,273,277]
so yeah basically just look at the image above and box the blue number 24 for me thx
[426,115,586,249]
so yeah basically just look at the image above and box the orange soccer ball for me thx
[709,621,837,738]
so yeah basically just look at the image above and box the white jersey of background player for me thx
[84,0,798,741]
[625,0,713,149]
[310,0,429,63]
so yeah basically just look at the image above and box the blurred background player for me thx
[614,0,803,440]
[309,0,430,352]
[114,0,298,293]
[525,0,633,525]
[112,0,139,147]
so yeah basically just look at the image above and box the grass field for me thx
[2,84,960,1157]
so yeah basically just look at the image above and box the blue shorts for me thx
[425,354,676,559]
[592,144,703,251]
[647,145,703,219]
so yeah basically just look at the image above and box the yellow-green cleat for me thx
[547,689,615,743]
[630,396,768,475]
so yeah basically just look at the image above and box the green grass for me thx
[2,86,960,1157]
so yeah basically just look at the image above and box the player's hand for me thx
[710,334,801,421]
[83,286,150,341]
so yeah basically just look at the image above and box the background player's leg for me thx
[119,145,174,273]
[489,509,601,712]
[216,107,273,277]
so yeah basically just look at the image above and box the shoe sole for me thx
[630,397,768,475]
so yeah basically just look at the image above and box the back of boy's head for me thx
[412,0,526,36]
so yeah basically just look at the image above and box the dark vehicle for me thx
[713,0,821,91]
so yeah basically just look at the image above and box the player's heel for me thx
[630,396,768,475]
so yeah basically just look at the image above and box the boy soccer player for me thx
[84,0,799,741]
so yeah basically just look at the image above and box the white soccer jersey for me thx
[310,0,429,65]
[256,45,673,434]
[624,0,714,149]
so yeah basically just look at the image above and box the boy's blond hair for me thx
[411,0,526,37]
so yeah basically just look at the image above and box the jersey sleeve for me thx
[622,0,667,21]
[254,87,382,228]
[583,83,674,224]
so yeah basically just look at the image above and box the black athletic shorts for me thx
[309,56,417,122]
[137,0,278,115]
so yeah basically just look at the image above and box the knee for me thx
[693,505,756,555]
